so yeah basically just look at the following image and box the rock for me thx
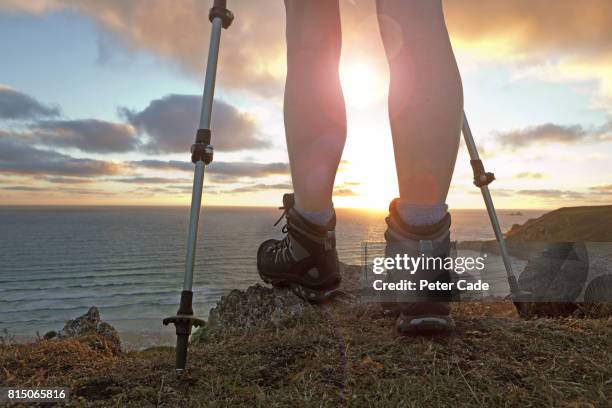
[584,274,612,303]
[579,274,612,318]
[207,284,310,337]
[43,330,57,340]
[58,307,121,352]
[203,263,362,339]
[190,322,209,345]
[518,242,589,302]
[515,242,589,317]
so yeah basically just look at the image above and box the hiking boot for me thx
[382,198,455,334]
[257,193,341,303]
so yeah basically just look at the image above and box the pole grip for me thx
[177,290,194,316]
[213,0,226,8]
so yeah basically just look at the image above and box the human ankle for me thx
[395,199,448,227]
[294,199,334,227]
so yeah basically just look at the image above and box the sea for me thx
[0,206,544,348]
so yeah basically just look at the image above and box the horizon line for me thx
[0,204,552,211]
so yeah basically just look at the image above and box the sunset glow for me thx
[1,0,611,209]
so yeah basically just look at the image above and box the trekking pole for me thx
[163,0,234,373]
[461,112,528,315]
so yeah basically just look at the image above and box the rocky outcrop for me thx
[56,306,121,352]
[518,242,589,302]
[463,206,612,317]
[207,284,311,335]
[193,264,362,342]
[506,205,612,242]
[196,236,610,336]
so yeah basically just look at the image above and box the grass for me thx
[1,301,610,407]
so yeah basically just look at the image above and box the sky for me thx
[0,0,611,210]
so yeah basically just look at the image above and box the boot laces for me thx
[273,202,289,227]
[270,204,292,262]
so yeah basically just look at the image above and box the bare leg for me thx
[284,0,346,214]
[377,0,462,224]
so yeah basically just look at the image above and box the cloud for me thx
[498,123,586,148]
[443,1,612,108]
[332,182,361,197]
[1,185,46,192]
[131,159,289,179]
[208,161,288,177]
[127,160,290,190]
[44,176,93,184]
[165,184,194,194]
[67,0,286,95]
[73,0,612,105]
[113,176,191,184]
[0,87,138,154]
[0,0,58,14]
[514,172,545,179]
[444,1,612,58]
[5,0,612,104]
[34,119,138,153]
[497,121,612,148]
[4,0,611,113]
[129,160,192,172]
[230,183,292,194]
[333,188,358,197]
[517,189,585,199]
[0,134,122,177]
[120,94,268,153]
[127,184,196,196]
[589,185,612,193]
[0,85,60,120]
[466,188,515,197]
[1,185,114,196]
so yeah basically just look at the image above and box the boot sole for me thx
[258,273,342,304]
[289,283,343,303]
[396,314,455,335]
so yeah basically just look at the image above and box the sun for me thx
[339,58,388,108]
[335,58,395,210]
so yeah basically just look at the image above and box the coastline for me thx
[2,205,612,405]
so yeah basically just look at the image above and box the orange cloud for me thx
[71,0,286,95]
[0,0,58,14]
[444,0,612,58]
[3,0,611,108]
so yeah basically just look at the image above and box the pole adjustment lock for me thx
[209,3,234,29]
[470,159,495,187]
[191,128,214,164]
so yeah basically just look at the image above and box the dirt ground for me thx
[1,301,611,407]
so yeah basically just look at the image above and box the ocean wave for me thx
[0,287,229,303]
[0,299,215,320]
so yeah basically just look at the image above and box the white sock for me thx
[294,200,334,226]
[396,199,448,226]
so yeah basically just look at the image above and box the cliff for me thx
[506,205,612,242]
[2,206,612,406]
[1,264,610,407]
